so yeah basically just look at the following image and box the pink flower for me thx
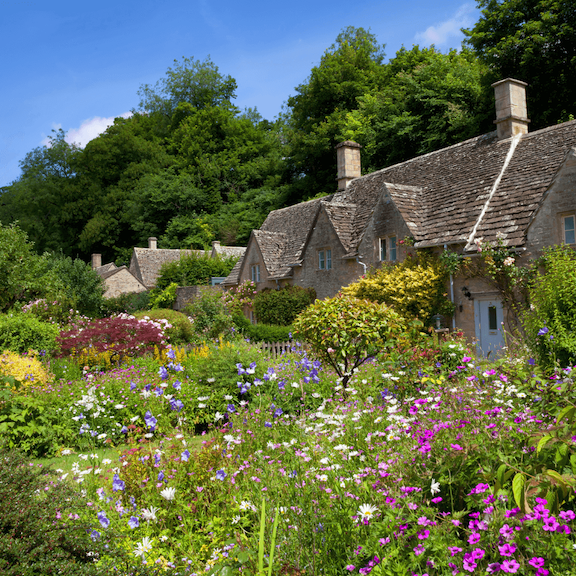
[413,543,425,556]
[468,532,481,545]
[501,559,520,573]
[498,543,516,557]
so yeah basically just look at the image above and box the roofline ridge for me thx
[465,133,522,250]
[517,118,576,140]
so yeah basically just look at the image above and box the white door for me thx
[474,299,505,357]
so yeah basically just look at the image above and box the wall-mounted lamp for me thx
[461,286,472,300]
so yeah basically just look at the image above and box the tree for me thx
[341,46,493,170]
[137,56,237,126]
[464,0,576,128]
[283,27,387,202]
[293,293,404,387]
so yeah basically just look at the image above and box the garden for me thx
[2,223,576,576]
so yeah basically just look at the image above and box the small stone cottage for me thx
[223,79,576,354]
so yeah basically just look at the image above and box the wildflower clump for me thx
[0,350,52,391]
[343,253,453,323]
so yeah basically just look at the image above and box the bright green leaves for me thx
[293,293,404,387]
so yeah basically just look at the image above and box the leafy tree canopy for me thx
[464,0,576,127]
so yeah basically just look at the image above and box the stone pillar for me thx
[336,141,362,191]
[91,254,102,269]
[148,237,157,250]
[492,78,530,140]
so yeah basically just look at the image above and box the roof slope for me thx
[130,248,204,288]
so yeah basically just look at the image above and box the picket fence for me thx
[258,341,304,358]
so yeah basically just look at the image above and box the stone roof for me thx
[223,118,576,285]
[211,242,246,259]
[130,248,205,289]
[94,262,118,278]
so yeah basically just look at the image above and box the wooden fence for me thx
[258,341,305,358]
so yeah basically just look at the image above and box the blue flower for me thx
[173,380,182,391]
[90,530,101,541]
[538,326,549,336]
[112,474,125,492]
[144,411,157,431]
[97,511,110,529]
[227,404,236,413]
[158,470,165,482]
[154,454,161,465]
[130,381,137,391]
[274,407,283,418]
[154,387,164,397]
[128,516,140,529]
[528,358,536,366]
[120,426,128,434]
[167,348,176,360]
[181,449,190,462]
[264,421,272,428]
[158,366,169,380]
[170,398,184,412]
[216,469,227,481]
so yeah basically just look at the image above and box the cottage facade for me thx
[224,79,576,354]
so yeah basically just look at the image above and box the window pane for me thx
[488,306,498,331]
[326,249,332,270]
[319,251,324,269]
[390,236,397,261]
[380,238,386,261]
[565,216,575,244]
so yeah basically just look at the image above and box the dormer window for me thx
[251,264,261,283]
[319,249,332,270]
[564,215,575,245]
[379,236,397,262]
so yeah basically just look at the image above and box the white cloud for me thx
[41,112,132,148]
[414,3,476,48]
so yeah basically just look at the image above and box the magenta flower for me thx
[501,559,520,573]
[468,532,481,545]
[450,443,463,450]
[413,543,425,556]
[417,529,430,540]
[345,565,355,572]
[528,558,545,569]
[470,548,485,561]
[448,547,462,556]
[498,543,516,557]
[542,516,560,531]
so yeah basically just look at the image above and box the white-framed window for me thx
[251,264,260,283]
[564,215,575,245]
[318,249,332,270]
[379,236,397,261]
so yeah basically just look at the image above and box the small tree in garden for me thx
[293,293,404,387]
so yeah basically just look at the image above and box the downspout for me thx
[445,244,456,331]
[356,256,367,276]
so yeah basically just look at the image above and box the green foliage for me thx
[0,313,60,355]
[464,0,576,128]
[222,280,256,316]
[102,290,151,315]
[523,245,576,368]
[344,253,453,323]
[155,252,238,291]
[149,282,178,309]
[185,287,234,339]
[253,285,315,326]
[342,46,493,171]
[134,309,195,344]
[234,316,293,343]
[293,293,404,387]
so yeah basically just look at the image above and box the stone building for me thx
[223,78,576,355]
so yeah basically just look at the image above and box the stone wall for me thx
[101,268,146,299]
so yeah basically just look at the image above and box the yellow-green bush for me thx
[0,350,52,391]
[343,254,453,322]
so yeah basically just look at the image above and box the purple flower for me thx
[538,326,549,336]
[181,449,190,462]
[112,474,125,492]
[158,366,169,380]
[498,543,516,557]
[448,547,462,556]
[528,558,545,569]
[167,348,176,360]
[227,404,236,413]
[90,530,101,541]
[173,380,182,390]
[264,421,272,428]
[158,470,165,482]
[170,398,184,412]
[501,559,520,573]
[128,516,139,529]
[468,532,481,545]
[413,543,425,556]
[216,469,227,481]
[97,511,110,529]
[528,358,536,365]
[120,426,128,434]
[144,410,157,431]
[274,407,283,418]
[345,566,355,572]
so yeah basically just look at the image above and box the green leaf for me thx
[496,463,506,486]
[512,473,525,509]
[556,405,576,425]
[537,434,554,454]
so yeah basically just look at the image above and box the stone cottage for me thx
[223,78,576,355]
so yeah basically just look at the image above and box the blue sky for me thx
[0,0,479,187]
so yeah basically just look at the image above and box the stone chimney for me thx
[148,237,157,250]
[336,141,362,191]
[91,253,102,269]
[492,78,530,140]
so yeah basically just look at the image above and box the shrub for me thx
[20,298,76,325]
[57,315,169,365]
[134,309,195,344]
[222,280,257,316]
[155,251,238,290]
[343,253,453,324]
[0,445,157,574]
[185,287,234,339]
[523,245,576,368]
[234,316,293,343]
[102,291,151,315]
[253,285,315,326]
[0,313,60,355]
[293,293,404,387]
[149,282,178,309]
[0,350,52,391]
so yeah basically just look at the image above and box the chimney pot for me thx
[91,254,102,269]
[148,237,157,250]
[336,141,362,191]
[492,78,530,140]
